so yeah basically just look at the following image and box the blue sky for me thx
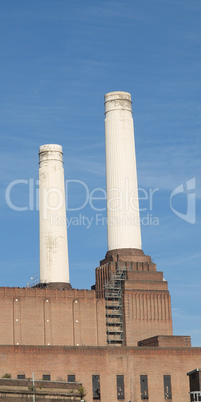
[0,0,201,346]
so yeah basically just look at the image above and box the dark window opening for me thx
[190,394,201,402]
[92,375,100,400]
[117,375,125,400]
[140,375,148,400]
[164,375,172,400]
[68,375,76,382]
[43,374,51,381]
[17,374,25,379]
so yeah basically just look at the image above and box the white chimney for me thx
[104,91,142,251]
[39,144,69,285]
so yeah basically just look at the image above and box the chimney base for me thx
[33,282,72,290]
[100,248,151,265]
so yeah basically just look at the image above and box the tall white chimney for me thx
[39,144,70,285]
[104,91,142,251]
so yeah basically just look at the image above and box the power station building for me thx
[0,92,200,401]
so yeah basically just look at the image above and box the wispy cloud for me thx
[137,140,201,198]
[172,307,201,322]
[159,252,201,267]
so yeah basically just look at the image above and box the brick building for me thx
[0,92,200,401]
[0,249,200,401]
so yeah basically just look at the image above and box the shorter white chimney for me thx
[39,144,69,285]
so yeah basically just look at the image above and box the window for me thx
[140,375,148,400]
[68,375,75,382]
[117,375,125,400]
[164,375,172,400]
[92,375,100,400]
[17,374,25,379]
[43,374,50,381]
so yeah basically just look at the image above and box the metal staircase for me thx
[105,265,127,346]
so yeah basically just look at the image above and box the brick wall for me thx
[138,335,191,347]
[0,378,81,401]
[0,393,80,401]
[0,345,200,402]
[0,288,106,347]
[0,247,174,348]
[123,288,173,346]
[95,248,173,345]
[0,378,81,389]
[122,264,173,345]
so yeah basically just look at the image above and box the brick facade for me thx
[0,248,200,401]
[138,335,191,347]
[0,288,106,347]
[0,378,81,401]
[0,248,172,348]
[95,248,173,345]
[0,345,200,402]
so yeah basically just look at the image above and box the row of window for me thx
[92,374,172,400]
[17,374,75,382]
[92,374,125,400]
[142,374,172,400]
[16,373,172,400]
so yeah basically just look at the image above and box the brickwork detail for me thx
[95,248,173,345]
[0,288,106,347]
[0,345,200,402]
